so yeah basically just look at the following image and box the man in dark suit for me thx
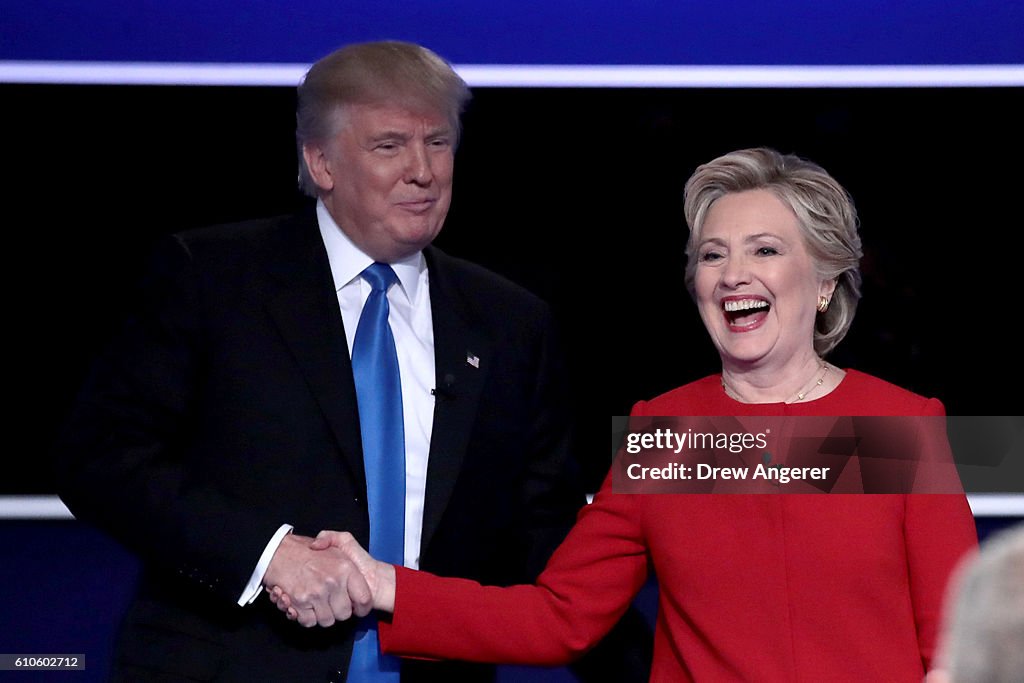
[54,41,649,682]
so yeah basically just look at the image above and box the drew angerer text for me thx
[626,462,831,483]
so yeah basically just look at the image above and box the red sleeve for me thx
[380,479,649,666]
[905,397,978,670]
[905,493,976,669]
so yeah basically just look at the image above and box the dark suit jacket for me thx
[54,207,613,682]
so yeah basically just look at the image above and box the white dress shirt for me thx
[237,200,435,605]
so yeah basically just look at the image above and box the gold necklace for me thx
[721,361,830,404]
[791,361,829,402]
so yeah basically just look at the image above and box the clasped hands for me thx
[262,531,395,628]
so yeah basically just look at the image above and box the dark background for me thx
[7,84,1022,493]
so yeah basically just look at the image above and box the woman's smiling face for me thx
[694,189,833,367]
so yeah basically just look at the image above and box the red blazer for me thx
[381,370,977,682]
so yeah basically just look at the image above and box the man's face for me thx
[306,102,455,262]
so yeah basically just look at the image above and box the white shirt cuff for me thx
[237,523,294,606]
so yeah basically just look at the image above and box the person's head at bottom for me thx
[683,147,862,403]
[296,40,472,263]
[927,524,1024,683]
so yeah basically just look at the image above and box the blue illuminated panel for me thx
[3,0,1023,65]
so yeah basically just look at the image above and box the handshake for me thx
[262,531,396,628]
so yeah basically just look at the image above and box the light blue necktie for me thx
[348,263,404,682]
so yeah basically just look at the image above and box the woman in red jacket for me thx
[275,147,977,682]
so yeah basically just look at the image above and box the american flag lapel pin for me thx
[466,352,480,368]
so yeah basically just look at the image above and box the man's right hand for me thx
[262,533,373,628]
[268,531,396,626]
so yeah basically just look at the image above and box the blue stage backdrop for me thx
[3,0,1023,65]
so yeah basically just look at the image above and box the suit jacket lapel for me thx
[420,246,491,553]
[262,209,366,488]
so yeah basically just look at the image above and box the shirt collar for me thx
[316,199,425,301]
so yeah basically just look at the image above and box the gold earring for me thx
[817,295,830,313]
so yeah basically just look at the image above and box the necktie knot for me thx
[362,262,398,293]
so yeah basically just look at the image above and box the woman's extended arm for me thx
[283,478,651,667]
